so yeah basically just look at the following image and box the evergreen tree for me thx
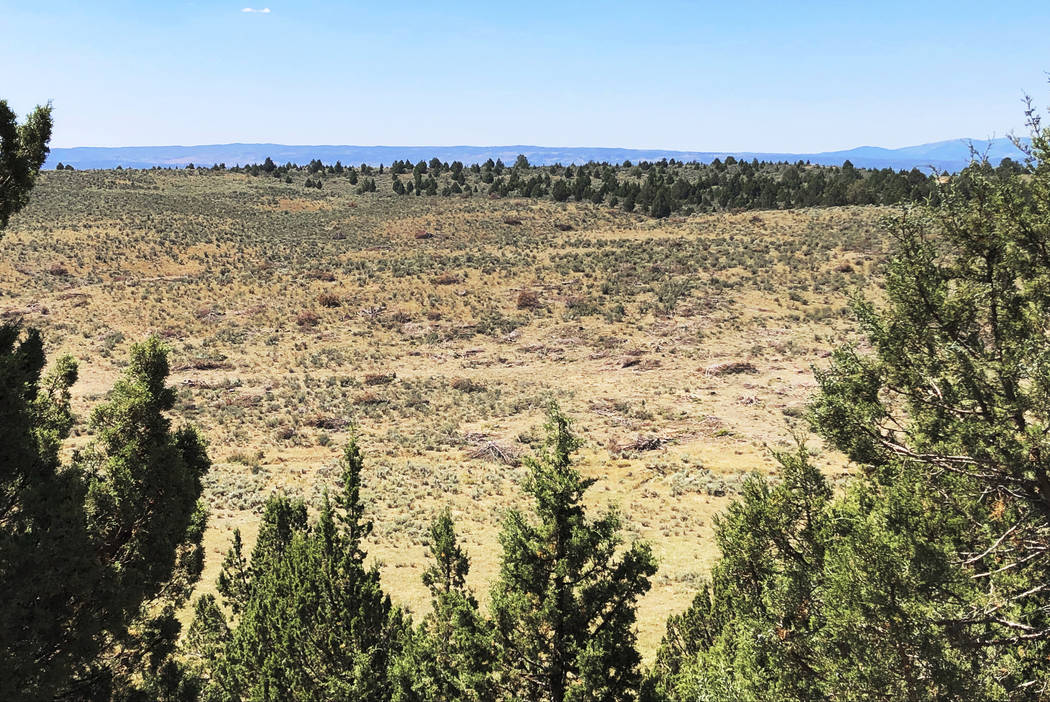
[650,188,673,218]
[392,509,493,702]
[807,104,1050,696]
[649,102,1050,701]
[490,405,656,702]
[551,179,571,202]
[1,333,209,701]
[79,338,210,700]
[648,447,834,702]
[191,439,405,701]
[1,328,95,699]
[0,99,52,230]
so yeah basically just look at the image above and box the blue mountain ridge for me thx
[44,137,1030,173]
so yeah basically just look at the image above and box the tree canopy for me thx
[490,405,657,702]
[0,100,52,231]
[647,103,1050,701]
[188,439,406,702]
[0,333,209,701]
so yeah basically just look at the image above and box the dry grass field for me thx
[1,168,890,653]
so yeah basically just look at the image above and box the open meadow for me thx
[1,168,889,652]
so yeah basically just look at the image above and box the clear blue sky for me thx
[3,1,1049,151]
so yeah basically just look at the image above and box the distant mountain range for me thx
[44,138,1029,173]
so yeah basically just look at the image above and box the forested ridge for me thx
[5,95,1050,701]
[92,150,1030,219]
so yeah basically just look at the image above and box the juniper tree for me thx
[647,455,983,701]
[490,405,657,702]
[192,439,405,701]
[552,179,571,202]
[806,100,1050,695]
[0,99,52,231]
[79,338,210,700]
[646,446,834,702]
[0,333,209,701]
[451,161,465,184]
[392,508,494,702]
[650,100,1050,701]
[1,328,94,699]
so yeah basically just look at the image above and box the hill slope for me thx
[2,168,884,653]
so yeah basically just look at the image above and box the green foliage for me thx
[228,148,939,219]
[551,178,571,202]
[649,188,672,219]
[649,446,832,701]
[190,437,406,701]
[650,104,1050,701]
[807,105,1050,696]
[186,408,661,701]
[490,404,657,702]
[649,448,987,701]
[0,326,92,699]
[0,99,52,230]
[80,337,211,700]
[0,329,209,701]
[392,508,494,702]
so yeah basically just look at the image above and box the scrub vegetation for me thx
[4,96,1050,700]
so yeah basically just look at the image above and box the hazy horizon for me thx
[32,135,1027,152]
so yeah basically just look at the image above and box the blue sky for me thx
[3,1,1049,151]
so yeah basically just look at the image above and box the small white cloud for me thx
[241,7,271,13]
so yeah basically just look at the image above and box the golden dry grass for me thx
[1,169,887,655]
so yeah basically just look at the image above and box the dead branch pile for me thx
[306,415,350,431]
[466,435,522,466]
[704,360,758,376]
[612,434,673,454]
[173,356,230,371]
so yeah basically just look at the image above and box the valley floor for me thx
[1,170,886,652]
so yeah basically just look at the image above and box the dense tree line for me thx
[95,146,1031,220]
[6,99,1050,700]
[215,158,382,182]
[196,149,1027,218]
[444,156,946,217]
